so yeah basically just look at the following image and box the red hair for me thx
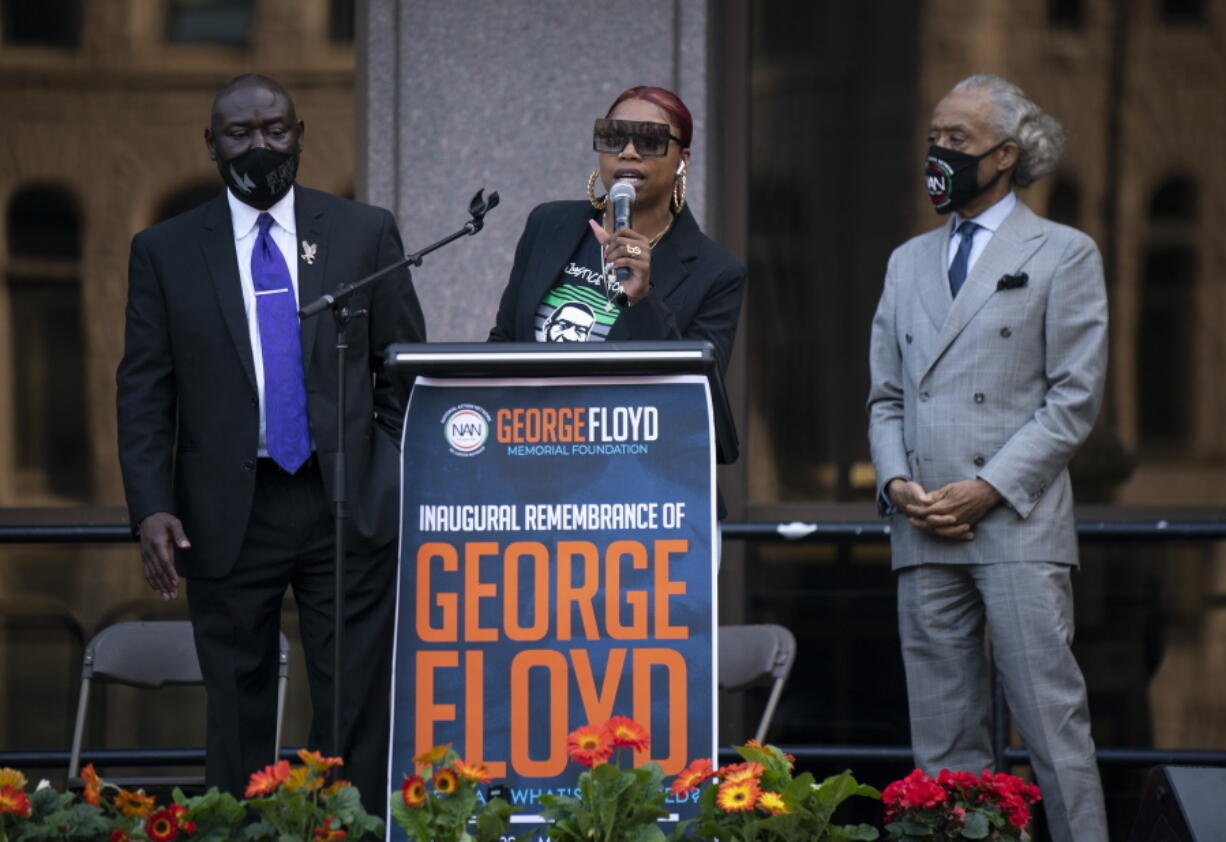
[605,86,693,149]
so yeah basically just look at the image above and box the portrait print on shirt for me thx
[532,233,621,343]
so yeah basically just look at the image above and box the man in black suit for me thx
[116,74,425,811]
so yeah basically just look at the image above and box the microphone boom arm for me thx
[299,188,499,319]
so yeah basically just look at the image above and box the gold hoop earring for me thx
[671,170,687,214]
[587,170,607,210]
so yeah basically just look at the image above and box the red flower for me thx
[402,774,428,807]
[145,806,183,842]
[109,831,130,842]
[314,816,348,841]
[606,716,649,751]
[717,762,764,784]
[245,760,291,798]
[567,723,614,768]
[0,785,31,817]
[81,763,103,807]
[882,768,947,811]
[671,758,715,796]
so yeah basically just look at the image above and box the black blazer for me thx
[488,201,746,376]
[116,186,426,578]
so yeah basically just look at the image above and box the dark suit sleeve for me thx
[369,207,427,443]
[488,206,544,342]
[116,232,178,528]
[617,260,746,376]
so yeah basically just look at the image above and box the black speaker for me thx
[1129,765,1226,842]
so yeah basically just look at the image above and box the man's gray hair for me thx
[953,74,1064,187]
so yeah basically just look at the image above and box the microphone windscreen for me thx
[608,181,636,205]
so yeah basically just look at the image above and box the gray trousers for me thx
[897,562,1108,842]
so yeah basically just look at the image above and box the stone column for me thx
[356,0,709,340]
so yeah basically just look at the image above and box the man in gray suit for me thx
[867,74,1108,842]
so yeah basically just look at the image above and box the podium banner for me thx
[389,374,718,840]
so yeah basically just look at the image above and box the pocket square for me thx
[997,272,1028,290]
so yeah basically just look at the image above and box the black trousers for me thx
[185,457,397,816]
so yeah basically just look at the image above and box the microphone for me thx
[608,181,635,294]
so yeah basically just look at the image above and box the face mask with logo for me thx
[217,147,299,208]
[924,140,1008,214]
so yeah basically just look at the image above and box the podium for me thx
[383,341,731,839]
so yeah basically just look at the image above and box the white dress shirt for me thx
[948,190,1017,275]
[226,186,305,457]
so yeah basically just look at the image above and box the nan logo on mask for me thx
[925,155,956,212]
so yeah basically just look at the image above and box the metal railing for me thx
[2,516,1225,773]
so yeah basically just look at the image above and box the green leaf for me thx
[961,810,990,839]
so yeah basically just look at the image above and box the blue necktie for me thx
[948,220,981,297]
[252,213,311,473]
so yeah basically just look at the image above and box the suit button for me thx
[250,397,258,408]
[244,459,255,472]
[973,455,985,467]
[905,333,913,344]
[974,392,985,403]
[919,391,930,402]
[1000,327,1012,338]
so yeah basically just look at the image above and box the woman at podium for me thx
[488,85,746,376]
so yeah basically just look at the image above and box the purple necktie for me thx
[252,212,311,473]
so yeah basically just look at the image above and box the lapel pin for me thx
[301,240,318,265]
[997,272,1028,291]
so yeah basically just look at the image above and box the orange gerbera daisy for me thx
[717,761,764,784]
[757,791,789,815]
[114,788,156,817]
[0,785,31,817]
[314,816,347,842]
[81,763,102,806]
[245,760,291,798]
[298,749,344,774]
[413,744,451,767]
[144,806,181,842]
[402,774,428,808]
[454,759,492,783]
[670,758,715,796]
[285,765,322,792]
[323,779,351,796]
[433,768,459,795]
[0,768,26,789]
[716,779,761,813]
[605,716,649,751]
[567,723,613,768]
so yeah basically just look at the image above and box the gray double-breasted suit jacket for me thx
[867,198,1107,566]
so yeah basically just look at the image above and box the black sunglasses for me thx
[593,118,683,158]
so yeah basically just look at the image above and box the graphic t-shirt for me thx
[533,233,622,342]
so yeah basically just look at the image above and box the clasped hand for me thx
[887,477,1001,541]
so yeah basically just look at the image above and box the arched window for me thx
[5,184,91,499]
[1137,176,1198,449]
[154,181,220,224]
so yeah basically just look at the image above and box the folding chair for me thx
[67,621,289,792]
[718,624,797,743]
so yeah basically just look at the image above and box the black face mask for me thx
[924,140,1008,214]
[217,147,298,208]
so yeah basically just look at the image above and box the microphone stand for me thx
[297,188,499,757]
